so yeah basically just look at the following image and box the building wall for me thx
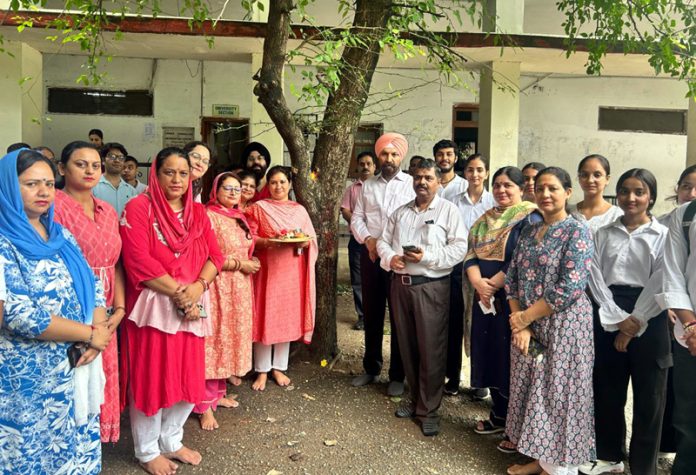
[518,75,689,214]
[42,55,251,163]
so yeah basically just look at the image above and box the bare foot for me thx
[139,455,178,475]
[163,446,202,466]
[227,375,242,386]
[198,408,218,431]
[217,396,239,408]
[252,372,267,391]
[271,369,291,387]
[507,461,542,475]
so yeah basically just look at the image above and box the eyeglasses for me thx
[106,153,125,162]
[221,185,242,194]
[189,152,210,167]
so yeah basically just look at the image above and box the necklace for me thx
[440,175,456,186]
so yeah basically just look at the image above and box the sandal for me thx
[497,435,518,454]
[474,419,505,435]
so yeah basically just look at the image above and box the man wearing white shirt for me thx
[377,159,467,436]
[350,132,415,396]
[433,140,469,396]
[656,201,696,475]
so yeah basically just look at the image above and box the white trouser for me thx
[129,401,195,463]
[254,342,290,373]
[539,460,578,475]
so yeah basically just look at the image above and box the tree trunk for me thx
[253,0,392,360]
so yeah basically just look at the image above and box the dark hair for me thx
[266,165,292,183]
[413,158,442,177]
[578,154,611,175]
[432,139,458,157]
[61,141,98,165]
[464,153,489,170]
[216,172,252,237]
[667,164,696,202]
[536,166,572,190]
[492,166,524,188]
[88,129,103,139]
[34,146,55,156]
[616,168,658,212]
[356,151,376,164]
[183,141,212,157]
[124,155,139,166]
[236,169,259,186]
[100,142,128,159]
[243,142,271,166]
[522,162,545,173]
[7,142,30,153]
[155,147,189,173]
[409,155,425,165]
[16,149,56,177]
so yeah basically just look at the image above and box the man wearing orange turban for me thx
[350,132,415,397]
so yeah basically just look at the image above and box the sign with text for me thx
[162,126,195,148]
[212,104,239,117]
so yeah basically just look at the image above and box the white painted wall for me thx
[518,75,690,214]
[42,55,251,164]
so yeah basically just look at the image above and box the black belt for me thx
[392,273,449,286]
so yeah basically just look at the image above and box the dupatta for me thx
[465,201,537,263]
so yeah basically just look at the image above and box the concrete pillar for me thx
[250,52,285,165]
[483,0,524,34]
[688,98,696,167]
[0,41,43,150]
[478,61,521,173]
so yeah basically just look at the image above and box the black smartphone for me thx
[402,245,419,253]
[67,343,85,368]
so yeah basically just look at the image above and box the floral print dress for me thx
[0,230,105,474]
[504,216,596,467]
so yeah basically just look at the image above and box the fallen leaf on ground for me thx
[287,440,299,447]
[286,385,295,391]
[323,439,337,446]
[302,393,316,401]
[390,396,402,403]
[265,417,276,423]
[266,470,283,475]
[289,452,303,462]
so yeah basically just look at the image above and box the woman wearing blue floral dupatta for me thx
[0,148,112,474]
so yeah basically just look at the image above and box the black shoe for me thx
[352,319,364,330]
[395,405,414,418]
[443,380,460,396]
[421,419,440,436]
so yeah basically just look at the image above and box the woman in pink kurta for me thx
[245,166,317,391]
[53,140,126,443]
[193,172,259,430]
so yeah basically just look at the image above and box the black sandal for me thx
[474,419,505,435]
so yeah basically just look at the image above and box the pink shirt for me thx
[341,180,364,212]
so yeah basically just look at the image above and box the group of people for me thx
[1,128,696,475]
[0,136,317,475]
[342,134,696,475]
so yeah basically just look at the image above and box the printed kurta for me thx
[0,230,105,474]
[206,211,255,378]
[505,216,595,466]
[54,190,123,442]
[245,200,317,345]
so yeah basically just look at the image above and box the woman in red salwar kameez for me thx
[119,147,223,475]
[245,166,317,391]
[194,172,259,430]
[53,140,126,443]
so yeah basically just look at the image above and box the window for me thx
[47,88,154,116]
[598,107,687,135]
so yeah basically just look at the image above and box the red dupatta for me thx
[206,172,255,257]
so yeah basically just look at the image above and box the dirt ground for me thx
[102,292,535,475]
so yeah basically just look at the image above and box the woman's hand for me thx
[240,258,261,275]
[294,240,310,249]
[614,332,633,352]
[617,316,641,337]
[173,283,203,310]
[76,347,100,367]
[473,278,496,302]
[108,308,126,332]
[512,327,532,355]
[509,311,531,334]
[89,321,112,351]
[183,304,201,321]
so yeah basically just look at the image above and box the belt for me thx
[393,273,449,286]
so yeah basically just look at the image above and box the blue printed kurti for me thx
[0,230,105,475]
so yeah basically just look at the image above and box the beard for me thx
[249,165,266,181]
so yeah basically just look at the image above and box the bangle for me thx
[684,321,696,335]
[86,324,96,346]
[233,258,241,271]
[114,306,126,313]
[196,277,208,292]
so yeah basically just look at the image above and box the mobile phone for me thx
[402,245,419,253]
[67,343,85,368]
[198,303,207,319]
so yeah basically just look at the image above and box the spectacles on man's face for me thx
[106,153,125,162]
[189,152,210,167]
[221,185,242,194]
